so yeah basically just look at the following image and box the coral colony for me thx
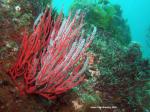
[8,8,96,100]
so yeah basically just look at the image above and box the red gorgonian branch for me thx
[8,8,96,100]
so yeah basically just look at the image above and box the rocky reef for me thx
[0,0,149,112]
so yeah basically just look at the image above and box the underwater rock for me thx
[127,42,142,62]
[72,99,83,111]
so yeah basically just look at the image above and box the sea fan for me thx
[9,8,96,100]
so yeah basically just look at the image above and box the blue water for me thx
[52,0,150,58]
[52,0,73,16]
[111,0,150,58]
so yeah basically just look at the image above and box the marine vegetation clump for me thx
[8,8,97,100]
[72,78,101,105]
[92,39,150,111]
[71,0,131,45]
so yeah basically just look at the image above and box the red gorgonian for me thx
[8,8,96,100]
